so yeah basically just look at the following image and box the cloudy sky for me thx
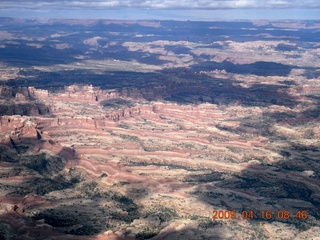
[0,0,319,20]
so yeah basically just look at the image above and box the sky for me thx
[0,0,319,20]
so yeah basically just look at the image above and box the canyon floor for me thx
[0,19,320,239]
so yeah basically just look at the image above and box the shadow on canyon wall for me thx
[0,102,50,116]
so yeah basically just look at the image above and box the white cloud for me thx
[0,0,320,10]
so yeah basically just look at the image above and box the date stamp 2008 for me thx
[212,210,308,220]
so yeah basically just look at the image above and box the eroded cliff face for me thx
[0,116,40,139]
[0,86,50,116]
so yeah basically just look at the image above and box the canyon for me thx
[0,18,320,239]
[1,76,320,239]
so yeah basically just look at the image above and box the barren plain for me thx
[0,18,320,239]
